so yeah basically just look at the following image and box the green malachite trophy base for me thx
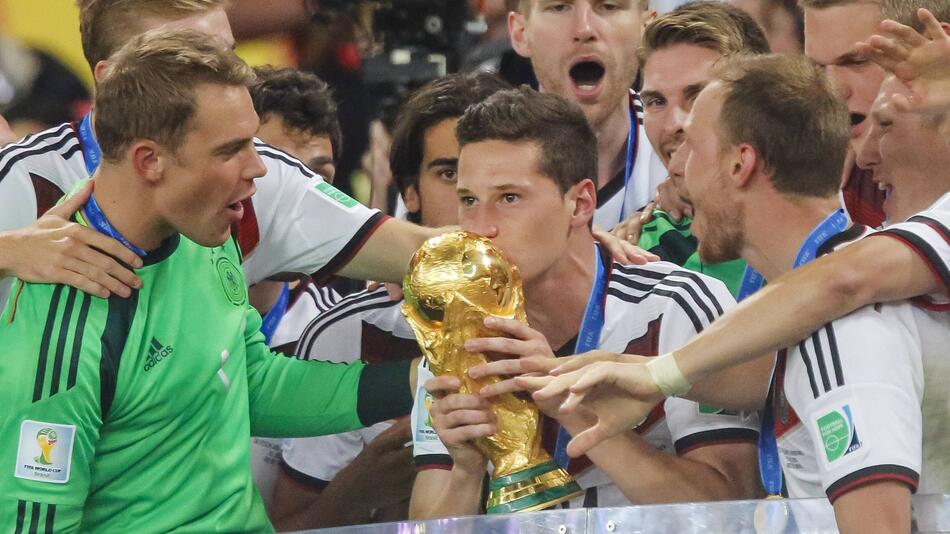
[486,460,585,514]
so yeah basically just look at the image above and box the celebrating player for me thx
[0,30,417,533]
[522,55,950,534]
[408,87,762,519]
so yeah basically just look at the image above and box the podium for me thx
[293,494,950,533]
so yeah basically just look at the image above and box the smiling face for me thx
[803,3,884,146]
[858,77,950,224]
[641,43,721,166]
[681,82,746,264]
[154,83,265,247]
[509,0,651,129]
[457,139,593,284]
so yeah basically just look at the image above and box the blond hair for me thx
[637,1,771,66]
[77,0,227,71]
[94,29,255,162]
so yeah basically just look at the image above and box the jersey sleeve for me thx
[871,198,950,309]
[239,143,388,285]
[795,308,922,502]
[0,283,113,533]
[410,359,452,470]
[244,301,414,437]
[654,269,760,451]
[281,432,365,488]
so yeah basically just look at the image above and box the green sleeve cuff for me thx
[357,359,413,426]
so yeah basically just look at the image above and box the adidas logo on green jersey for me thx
[144,337,174,371]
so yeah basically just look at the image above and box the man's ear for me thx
[570,178,598,228]
[402,183,421,214]
[509,10,531,58]
[129,140,165,185]
[93,60,110,83]
[731,143,759,189]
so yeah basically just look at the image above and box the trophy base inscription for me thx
[486,460,585,514]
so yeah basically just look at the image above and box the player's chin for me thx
[189,224,233,248]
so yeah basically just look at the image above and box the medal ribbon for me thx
[619,94,640,223]
[260,283,291,345]
[78,112,102,176]
[758,208,849,496]
[82,193,147,257]
[553,244,610,469]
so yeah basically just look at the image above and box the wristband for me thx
[646,352,691,397]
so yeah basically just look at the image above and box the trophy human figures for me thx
[402,231,583,514]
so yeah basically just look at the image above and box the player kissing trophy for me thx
[402,231,584,514]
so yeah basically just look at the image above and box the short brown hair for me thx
[638,1,771,65]
[797,0,949,30]
[94,29,255,162]
[77,0,226,71]
[456,86,596,193]
[713,54,848,197]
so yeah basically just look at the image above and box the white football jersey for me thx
[411,253,760,508]
[771,224,950,501]
[593,92,667,230]
[281,287,420,486]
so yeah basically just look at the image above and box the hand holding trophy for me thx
[402,231,583,514]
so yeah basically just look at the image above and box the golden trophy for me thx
[402,231,583,514]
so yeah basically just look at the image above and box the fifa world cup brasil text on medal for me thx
[402,231,584,513]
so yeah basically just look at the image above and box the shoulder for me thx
[0,122,82,181]
[295,287,406,358]
[608,260,734,332]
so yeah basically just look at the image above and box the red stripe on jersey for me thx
[772,350,802,439]
[29,173,65,218]
[827,472,919,503]
[232,198,260,258]
[623,316,663,356]
[869,232,950,309]
[415,463,453,472]
[919,219,950,244]
[841,165,885,228]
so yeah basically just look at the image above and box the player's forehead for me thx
[642,44,720,95]
[141,6,235,48]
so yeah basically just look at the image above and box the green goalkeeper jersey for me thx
[637,210,748,297]
[0,212,411,532]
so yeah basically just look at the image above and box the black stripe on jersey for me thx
[614,264,725,316]
[296,288,393,357]
[59,143,82,163]
[809,331,832,392]
[67,293,92,390]
[14,500,26,534]
[44,504,55,534]
[609,286,703,333]
[49,287,78,396]
[826,464,919,503]
[674,428,759,455]
[414,453,453,469]
[797,339,822,398]
[0,134,80,183]
[297,289,401,359]
[0,123,71,168]
[34,285,65,402]
[306,284,340,313]
[100,291,139,419]
[279,458,331,489]
[254,142,317,179]
[312,211,388,286]
[908,214,950,243]
[825,324,844,387]
[28,501,40,534]
[816,224,870,257]
[884,228,950,291]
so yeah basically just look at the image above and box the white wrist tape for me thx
[646,353,691,397]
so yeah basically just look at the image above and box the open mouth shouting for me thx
[569,58,607,101]
[849,112,867,138]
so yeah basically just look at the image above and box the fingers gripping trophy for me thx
[402,231,583,514]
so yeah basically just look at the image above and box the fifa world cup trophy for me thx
[402,231,583,514]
